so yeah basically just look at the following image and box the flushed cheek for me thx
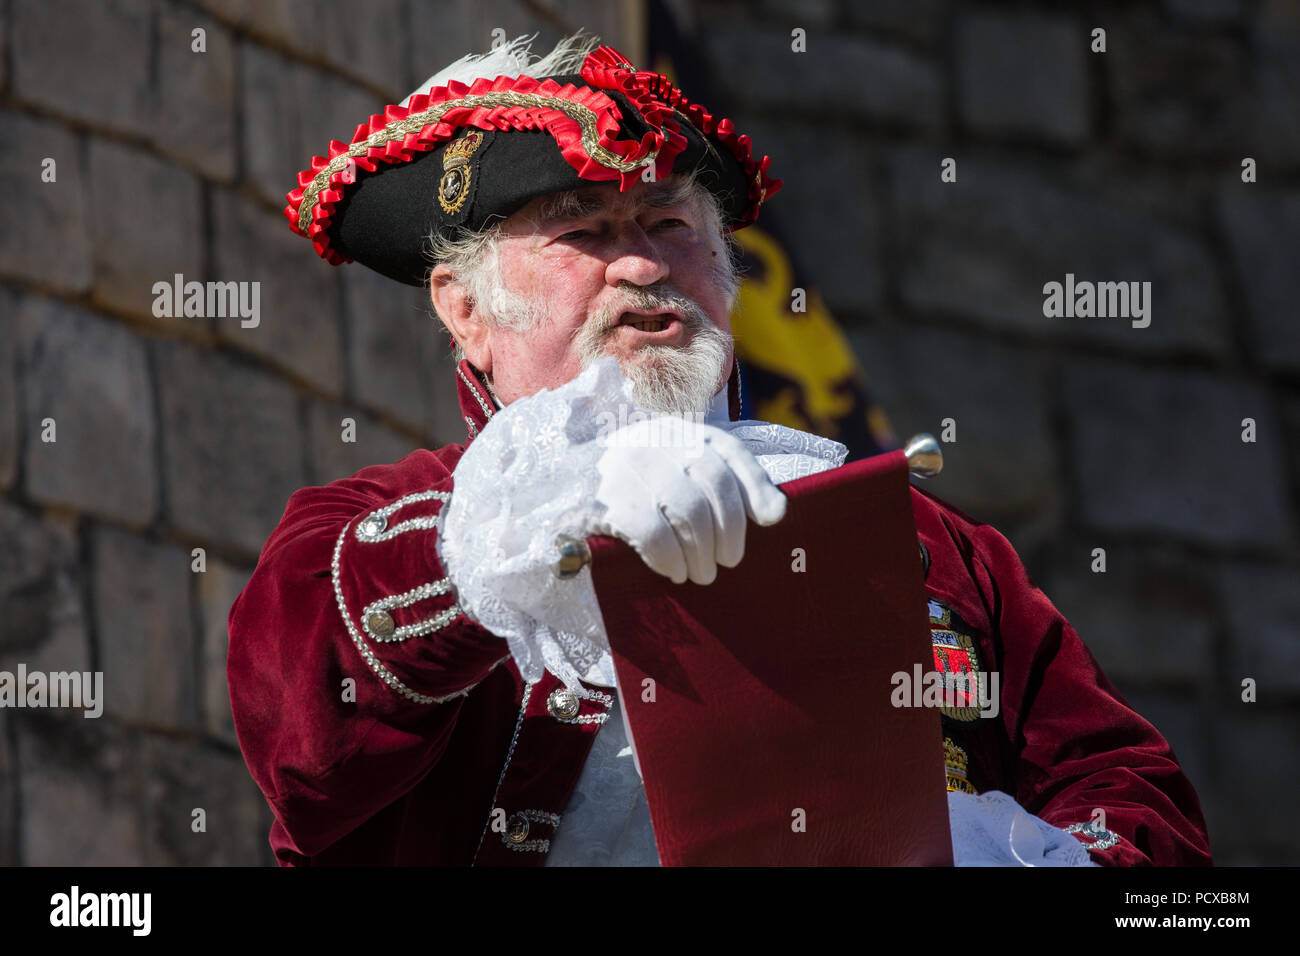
[498,304,600,398]
[501,263,590,380]
[504,332,572,392]
[538,332,586,381]
[528,254,605,322]
[668,250,731,325]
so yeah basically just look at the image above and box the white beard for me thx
[607,334,730,418]
[576,285,731,418]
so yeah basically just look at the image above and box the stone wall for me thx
[0,0,638,866]
[684,0,1299,864]
[1,0,1295,865]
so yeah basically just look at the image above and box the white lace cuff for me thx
[437,358,848,693]
[437,360,626,692]
[948,790,1100,866]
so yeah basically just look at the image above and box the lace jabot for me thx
[436,358,849,691]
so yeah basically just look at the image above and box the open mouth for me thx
[617,312,679,334]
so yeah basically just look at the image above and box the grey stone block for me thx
[886,149,1230,358]
[1284,395,1300,512]
[17,714,146,865]
[17,298,157,526]
[155,340,307,557]
[1109,18,1248,159]
[87,138,203,321]
[956,12,1089,147]
[0,507,91,680]
[11,0,154,138]
[843,0,946,45]
[1062,359,1292,549]
[0,503,87,666]
[342,266,438,432]
[317,0,407,97]
[140,735,268,864]
[1164,0,1244,23]
[0,713,14,865]
[0,111,93,293]
[0,291,16,490]
[406,0,502,90]
[92,526,197,730]
[1251,14,1300,167]
[307,401,419,485]
[1205,711,1299,863]
[754,0,835,28]
[1218,561,1300,698]
[1260,0,1300,23]
[240,43,302,207]
[156,7,237,181]
[525,2,641,74]
[241,44,382,208]
[195,0,403,96]
[0,507,48,656]
[847,323,1057,523]
[736,118,884,316]
[414,0,637,91]
[194,0,305,41]
[295,63,388,164]
[1044,541,1216,691]
[1217,187,1300,374]
[195,559,251,745]
[212,187,343,395]
[702,25,942,132]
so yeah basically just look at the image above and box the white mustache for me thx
[591,285,710,335]
[575,282,732,418]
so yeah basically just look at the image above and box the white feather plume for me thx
[401,32,601,108]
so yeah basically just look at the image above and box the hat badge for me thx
[438,130,484,214]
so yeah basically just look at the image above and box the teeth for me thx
[628,318,668,332]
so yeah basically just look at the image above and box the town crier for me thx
[227,34,1212,866]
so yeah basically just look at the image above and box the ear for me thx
[429,264,492,375]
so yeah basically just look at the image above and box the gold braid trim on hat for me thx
[296,90,660,235]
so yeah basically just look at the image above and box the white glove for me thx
[592,417,788,585]
[437,358,839,689]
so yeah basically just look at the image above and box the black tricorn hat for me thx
[285,44,780,287]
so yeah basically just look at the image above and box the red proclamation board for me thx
[590,450,953,866]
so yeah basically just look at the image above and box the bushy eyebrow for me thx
[642,178,698,210]
[534,177,699,224]
[537,190,605,221]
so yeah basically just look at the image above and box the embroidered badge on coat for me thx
[928,599,984,722]
[943,737,979,795]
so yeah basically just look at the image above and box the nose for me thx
[604,221,669,288]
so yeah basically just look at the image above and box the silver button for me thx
[505,814,529,844]
[547,688,581,720]
[367,610,396,638]
[359,514,387,537]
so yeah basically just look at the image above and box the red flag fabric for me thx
[591,451,952,865]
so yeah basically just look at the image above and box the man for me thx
[228,35,1211,866]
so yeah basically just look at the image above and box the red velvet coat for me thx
[227,361,1212,866]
